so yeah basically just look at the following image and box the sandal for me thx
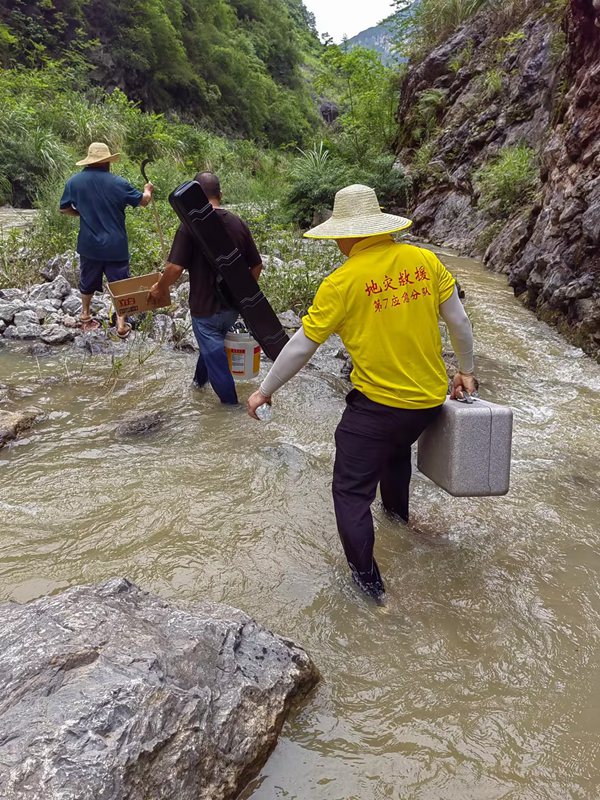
[117,323,132,339]
[80,315,100,331]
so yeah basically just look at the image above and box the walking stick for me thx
[141,158,167,263]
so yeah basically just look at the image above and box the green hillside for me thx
[0,0,321,143]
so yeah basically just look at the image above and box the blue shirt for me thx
[60,168,143,261]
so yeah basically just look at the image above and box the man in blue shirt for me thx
[60,142,154,337]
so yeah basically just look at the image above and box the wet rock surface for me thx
[396,0,600,359]
[0,410,39,448]
[116,410,165,437]
[0,578,319,800]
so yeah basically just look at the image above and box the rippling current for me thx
[1,251,600,799]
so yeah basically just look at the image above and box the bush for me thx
[475,144,538,215]
[282,144,353,228]
[255,227,340,315]
[282,145,411,229]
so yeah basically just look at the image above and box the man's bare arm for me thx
[147,262,184,303]
[60,207,79,217]
[250,262,262,281]
[139,183,154,208]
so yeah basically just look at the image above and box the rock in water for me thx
[0,410,38,448]
[116,410,165,437]
[0,578,319,800]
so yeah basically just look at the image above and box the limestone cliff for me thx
[396,0,600,358]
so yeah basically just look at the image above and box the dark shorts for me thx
[79,257,130,295]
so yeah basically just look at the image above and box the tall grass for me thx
[396,0,490,59]
[395,0,545,60]
[475,143,539,215]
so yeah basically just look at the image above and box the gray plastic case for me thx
[417,397,513,497]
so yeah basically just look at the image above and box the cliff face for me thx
[396,0,600,358]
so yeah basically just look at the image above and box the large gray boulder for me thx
[40,251,80,285]
[0,288,26,303]
[62,292,83,317]
[13,309,39,327]
[0,578,319,800]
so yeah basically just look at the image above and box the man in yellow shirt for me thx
[247,185,476,604]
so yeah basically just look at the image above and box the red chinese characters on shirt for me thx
[371,264,433,312]
[365,280,383,296]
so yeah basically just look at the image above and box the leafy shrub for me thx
[283,146,353,228]
[283,146,410,229]
[475,144,538,215]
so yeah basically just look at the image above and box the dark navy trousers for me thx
[332,389,443,591]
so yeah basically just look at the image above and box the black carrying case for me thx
[168,180,289,361]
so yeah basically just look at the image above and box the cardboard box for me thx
[107,272,171,315]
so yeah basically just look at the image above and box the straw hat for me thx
[304,184,412,240]
[76,142,120,166]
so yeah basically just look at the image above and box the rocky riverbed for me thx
[0,252,303,353]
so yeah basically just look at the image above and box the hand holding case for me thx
[169,180,289,361]
[417,397,513,497]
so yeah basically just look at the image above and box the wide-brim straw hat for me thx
[76,142,120,166]
[304,184,412,239]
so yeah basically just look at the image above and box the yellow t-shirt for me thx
[302,236,455,409]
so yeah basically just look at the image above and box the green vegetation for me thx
[483,68,503,98]
[498,30,526,48]
[475,144,539,215]
[550,28,567,64]
[248,218,340,314]
[280,44,410,227]
[449,40,475,72]
[0,63,298,289]
[413,89,447,142]
[282,145,410,228]
[0,0,320,144]
[314,45,400,160]
[393,0,490,59]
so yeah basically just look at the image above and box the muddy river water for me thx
[1,250,600,799]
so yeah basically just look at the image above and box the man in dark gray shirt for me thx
[149,172,262,404]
